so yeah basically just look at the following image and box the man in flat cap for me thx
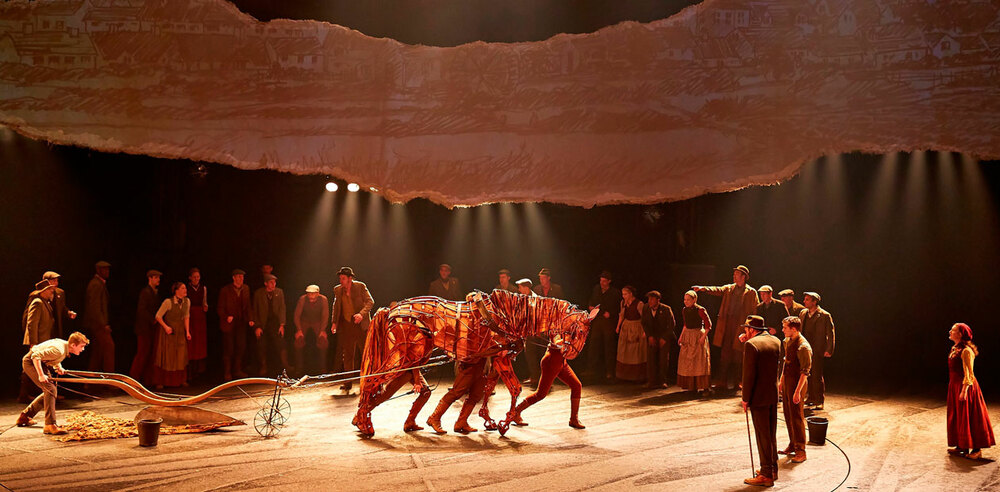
[294,284,329,375]
[332,267,374,394]
[41,271,75,340]
[84,261,115,374]
[495,269,517,293]
[23,281,56,348]
[429,264,464,301]
[755,286,786,338]
[693,265,759,392]
[799,292,835,410]
[252,273,288,376]
[641,290,676,389]
[533,267,564,299]
[129,270,161,385]
[740,315,781,487]
[217,269,251,380]
[778,289,805,320]
[587,270,621,381]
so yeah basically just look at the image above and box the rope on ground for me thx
[774,413,851,491]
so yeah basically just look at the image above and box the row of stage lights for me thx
[325,181,378,193]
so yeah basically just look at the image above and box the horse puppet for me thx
[353,289,595,437]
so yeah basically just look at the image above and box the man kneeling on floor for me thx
[17,332,90,435]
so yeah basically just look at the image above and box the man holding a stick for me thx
[740,315,781,487]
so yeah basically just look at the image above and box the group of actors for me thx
[14,261,995,482]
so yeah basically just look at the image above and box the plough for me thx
[52,370,303,437]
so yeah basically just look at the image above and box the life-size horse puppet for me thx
[353,289,595,437]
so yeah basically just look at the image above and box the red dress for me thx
[947,347,995,450]
[187,283,208,361]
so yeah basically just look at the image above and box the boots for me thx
[453,398,479,434]
[43,424,66,435]
[426,399,451,434]
[16,412,36,427]
[568,397,585,429]
[404,389,431,432]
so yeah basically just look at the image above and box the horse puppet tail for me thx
[360,307,391,401]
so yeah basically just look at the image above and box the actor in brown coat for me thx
[23,281,57,346]
[694,265,759,390]
[83,261,114,373]
[741,315,781,487]
[332,266,374,392]
[42,271,76,340]
[252,274,288,375]
[217,269,252,380]
[799,292,835,409]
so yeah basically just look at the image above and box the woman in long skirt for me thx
[153,282,191,389]
[616,285,647,382]
[947,323,994,460]
[677,290,712,395]
[186,268,208,382]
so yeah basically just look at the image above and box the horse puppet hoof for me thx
[497,420,511,436]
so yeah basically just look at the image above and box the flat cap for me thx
[538,267,552,277]
[498,268,511,276]
[95,260,111,268]
[600,270,613,280]
[645,290,662,299]
[146,269,162,278]
[438,263,452,271]
[263,274,277,282]
[778,289,795,297]
[42,271,60,280]
[231,269,246,276]
[804,291,821,302]
[759,285,773,293]
[305,284,320,293]
[515,278,533,287]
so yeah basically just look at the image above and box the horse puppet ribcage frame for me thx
[354,289,594,437]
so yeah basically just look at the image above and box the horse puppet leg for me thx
[491,356,525,436]
[355,374,409,437]
[478,362,502,431]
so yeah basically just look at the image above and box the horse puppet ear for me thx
[585,307,600,323]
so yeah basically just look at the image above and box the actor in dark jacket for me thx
[800,292,835,409]
[641,290,676,388]
[587,270,621,380]
[741,315,781,487]
[42,272,75,340]
[129,270,161,384]
[755,286,787,337]
[84,261,114,373]
[217,269,252,380]
[252,274,288,375]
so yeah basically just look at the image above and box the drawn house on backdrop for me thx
[267,36,323,71]
[84,4,142,33]
[3,29,97,69]
[32,0,86,34]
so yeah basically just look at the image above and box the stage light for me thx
[325,182,338,192]
[347,183,360,192]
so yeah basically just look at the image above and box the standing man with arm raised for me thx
[693,265,759,392]
[331,267,374,395]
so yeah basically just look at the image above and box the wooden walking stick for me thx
[745,409,755,476]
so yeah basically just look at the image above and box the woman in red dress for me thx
[947,323,994,460]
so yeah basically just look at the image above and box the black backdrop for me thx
[2,0,999,398]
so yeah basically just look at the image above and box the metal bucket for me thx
[137,418,163,447]
[806,416,828,445]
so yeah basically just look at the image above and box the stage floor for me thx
[1,382,997,491]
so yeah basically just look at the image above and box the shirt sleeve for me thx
[155,299,172,320]
[962,348,976,386]
[30,344,61,361]
[798,343,812,376]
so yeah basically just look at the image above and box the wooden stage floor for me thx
[1,382,997,491]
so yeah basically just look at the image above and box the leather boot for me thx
[16,412,36,427]
[404,390,431,432]
[43,424,66,435]
[454,398,479,433]
[568,397,585,429]
[426,399,451,434]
